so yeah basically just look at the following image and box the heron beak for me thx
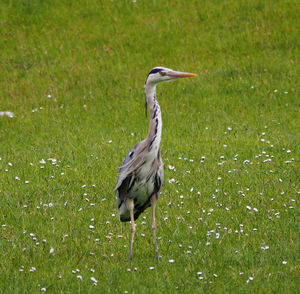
[165,71,197,78]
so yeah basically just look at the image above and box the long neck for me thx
[145,83,162,154]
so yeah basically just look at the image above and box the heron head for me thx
[145,67,197,85]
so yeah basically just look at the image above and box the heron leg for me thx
[151,194,159,260]
[127,199,135,262]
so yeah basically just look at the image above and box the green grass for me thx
[0,0,299,293]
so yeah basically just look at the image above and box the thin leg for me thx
[127,199,135,262]
[151,194,159,260]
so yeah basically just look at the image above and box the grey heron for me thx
[115,67,196,260]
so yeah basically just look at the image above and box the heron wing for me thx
[115,140,147,207]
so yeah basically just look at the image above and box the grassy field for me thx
[0,0,299,293]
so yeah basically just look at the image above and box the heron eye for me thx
[160,71,166,76]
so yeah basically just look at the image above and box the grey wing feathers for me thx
[115,140,146,207]
[115,141,143,191]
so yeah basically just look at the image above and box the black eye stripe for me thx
[148,68,164,76]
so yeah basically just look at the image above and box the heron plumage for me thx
[115,82,164,222]
[115,67,196,260]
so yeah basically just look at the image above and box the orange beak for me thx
[165,70,197,78]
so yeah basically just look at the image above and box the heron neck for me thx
[145,83,162,153]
